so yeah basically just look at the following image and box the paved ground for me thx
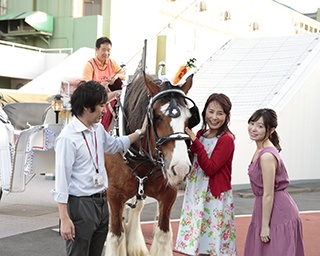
[0,174,319,256]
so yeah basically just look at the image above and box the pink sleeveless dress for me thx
[244,147,304,256]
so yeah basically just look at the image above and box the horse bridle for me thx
[112,86,200,207]
[142,88,199,175]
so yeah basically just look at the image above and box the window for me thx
[0,0,8,15]
[198,1,206,12]
[7,19,36,33]
[84,0,102,16]
[9,19,20,32]
[221,11,231,21]
[249,22,259,31]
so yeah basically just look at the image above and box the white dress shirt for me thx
[51,117,130,204]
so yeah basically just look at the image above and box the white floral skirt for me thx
[175,167,237,255]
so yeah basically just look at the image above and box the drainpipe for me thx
[33,0,37,11]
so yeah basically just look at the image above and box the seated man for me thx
[83,36,125,132]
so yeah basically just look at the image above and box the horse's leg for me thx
[126,197,149,256]
[104,189,127,256]
[149,187,178,256]
[119,206,127,255]
[105,152,139,256]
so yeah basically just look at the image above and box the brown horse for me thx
[104,72,199,256]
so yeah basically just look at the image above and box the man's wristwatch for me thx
[135,129,143,137]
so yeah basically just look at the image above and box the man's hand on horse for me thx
[106,90,122,103]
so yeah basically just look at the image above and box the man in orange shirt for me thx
[83,37,125,131]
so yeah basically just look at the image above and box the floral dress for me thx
[175,136,237,255]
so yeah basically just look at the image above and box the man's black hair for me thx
[71,80,108,117]
[96,37,112,49]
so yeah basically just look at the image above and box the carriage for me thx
[0,85,72,200]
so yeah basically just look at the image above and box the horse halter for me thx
[144,87,200,170]
[124,83,200,207]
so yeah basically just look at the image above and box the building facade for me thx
[0,0,319,89]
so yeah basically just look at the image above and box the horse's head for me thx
[143,73,200,187]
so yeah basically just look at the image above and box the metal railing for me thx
[0,40,73,54]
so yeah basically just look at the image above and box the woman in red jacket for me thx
[175,93,237,256]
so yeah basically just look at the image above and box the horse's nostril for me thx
[183,166,192,181]
[172,166,177,176]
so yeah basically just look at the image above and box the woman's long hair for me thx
[248,108,282,152]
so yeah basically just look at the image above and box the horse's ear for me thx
[180,74,193,95]
[143,72,161,96]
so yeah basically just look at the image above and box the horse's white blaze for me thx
[105,231,126,256]
[126,200,149,256]
[160,104,191,185]
[150,225,173,256]
[170,139,191,183]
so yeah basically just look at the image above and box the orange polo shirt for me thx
[83,56,123,83]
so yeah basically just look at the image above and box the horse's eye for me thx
[154,113,162,124]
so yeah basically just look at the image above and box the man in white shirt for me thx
[51,80,146,256]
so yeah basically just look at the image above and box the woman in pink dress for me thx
[244,108,304,256]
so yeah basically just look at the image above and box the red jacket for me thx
[191,130,235,197]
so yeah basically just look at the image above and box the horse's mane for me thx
[123,73,161,134]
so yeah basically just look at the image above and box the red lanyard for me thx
[82,131,99,173]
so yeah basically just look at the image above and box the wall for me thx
[0,43,68,87]
[38,0,77,49]
[278,62,320,181]
[1,44,45,79]
[6,0,33,12]
[229,118,255,185]
[73,15,103,51]
[229,59,320,185]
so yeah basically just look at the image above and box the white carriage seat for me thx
[0,108,15,192]
[3,102,51,130]
[3,102,67,192]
